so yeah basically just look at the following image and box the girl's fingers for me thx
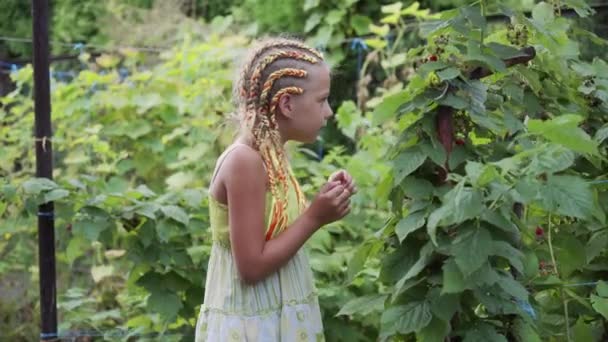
[335,188,350,203]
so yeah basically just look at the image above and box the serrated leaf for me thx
[304,13,322,32]
[22,178,58,195]
[597,280,608,297]
[417,316,450,342]
[591,294,608,319]
[381,301,432,336]
[428,184,484,232]
[453,227,493,276]
[437,67,460,81]
[442,259,466,294]
[393,146,427,186]
[527,114,599,155]
[373,90,412,125]
[395,242,434,291]
[532,2,554,26]
[430,292,460,322]
[337,294,387,316]
[73,216,112,242]
[91,265,114,283]
[512,319,541,342]
[401,177,434,199]
[66,236,89,265]
[463,323,508,342]
[43,188,69,203]
[147,290,182,320]
[346,240,381,283]
[540,175,595,219]
[491,241,524,274]
[497,272,528,300]
[586,231,608,263]
[396,211,426,242]
[161,205,189,225]
[155,219,182,243]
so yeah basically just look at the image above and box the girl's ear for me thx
[278,94,295,118]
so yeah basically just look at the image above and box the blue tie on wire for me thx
[73,42,85,53]
[350,38,368,80]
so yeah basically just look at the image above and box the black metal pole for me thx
[32,0,57,340]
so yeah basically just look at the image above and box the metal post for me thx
[32,0,57,340]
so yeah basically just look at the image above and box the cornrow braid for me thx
[259,68,308,109]
[269,86,304,115]
[238,39,324,100]
[246,50,318,115]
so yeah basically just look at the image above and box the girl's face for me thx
[277,63,333,144]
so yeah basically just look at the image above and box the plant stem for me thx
[480,0,486,47]
[547,213,571,341]
[547,213,559,278]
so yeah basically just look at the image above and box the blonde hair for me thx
[233,37,324,240]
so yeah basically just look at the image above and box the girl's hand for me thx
[328,170,357,195]
[305,181,351,227]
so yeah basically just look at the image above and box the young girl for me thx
[194,37,357,341]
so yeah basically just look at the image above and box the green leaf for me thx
[346,240,381,283]
[540,175,595,219]
[396,211,426,242]
[452,227,493,276]
[395,242,434,290]
[336,100,361,139]
[481,209,517,234]
[596,280,608,297]
[554,236,586,277]
[337,294,387,316]
[437,67,460,81]
[586,231,608,263]
[417,316,450,342]
[572,317,595,342]
[527,114,599,155]
[497,272,528,300]
[147,290,182,320]
[73,216,111,241]
[461,5,486,29]
[522,250,540,278]
[66,236,89,265]
[22,178,58,195]
[466,41,506,72]
[303,0,319,11]
[400,177,434,199]
[91,265,114,283]
[595,124,608,143]
[304,13,322,32]
[463,323,508,342]
[161,205,189,225]
[155,219,182,243]
[442,259,466,294]
[43,189,69,203]
[591,295,608,319]
[527,145,575,176]
[381,301,432,335]
[512,318,542,342]
[490,241,524,274]
[430,292,460,322]
[428,184,484,231]
[373,91,412,125]
[393,146,427,186]
[531,2,554,27]
[438,94,468,109]
[325,9,345,26]
[379,244,419,283]
[351,15,371,35]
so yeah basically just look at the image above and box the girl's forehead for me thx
[307,63,331,84]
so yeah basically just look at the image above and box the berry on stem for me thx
[535,226,544,237]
